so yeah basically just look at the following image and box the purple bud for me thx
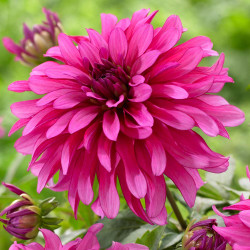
[2,7,63,67]
[0,183,41,239]
[182,219,229,250]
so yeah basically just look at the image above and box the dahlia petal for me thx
[131,50,161,75]
[239,210,250,228]
[126,23,154,66]
[149,206,168,225]
[128,83,152,102]
[156,47,204,82]
[246,166,250,181]
[87,29,108,50]
[120,121,152,139]
[9,118,29,136]
[45,64,91,84]
[68,106,99,133]
[3,37,23,56]
[58,33,83,69]
[11,100,45,119]
[130,75,145,86]
[40,229,63,249]
[30,61,59,76]
[22,107,53,136]
[106,94,124,108]
[162,15,184,32]
[213,225,250,246]
[37,156,60,193]
[125,103,154,127]
[223,200,250,211]
[99,167,120,219]
[147,101,195,130]
[8,80,30,92]
[53,91,87,109]
[117,163,153,224]
[164,155,199,207]
[76,232,100,250]
[91,198,105,219]
[146,135,166,175]
[46,110,78,138]
[29,75,80,94]
[61,134,81,175]
[233,244,250,250]
[117,135,147,198]
[115,18,131,31]
[44,46,65,62]
[149,27,181,53]
[78,150,98,205]
[98,134,113,172]
[135,141,167,218]
[109,28,128,65]
[101,13,118,42]
[103,110,120,141]
[82,121,101,151]
[151,84,188,99]
[79,41,102,67]
[197,95,229,106]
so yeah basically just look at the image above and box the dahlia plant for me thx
[8,9,244,226]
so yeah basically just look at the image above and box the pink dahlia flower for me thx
[3,8,63,66]
[213,166,250,249]
[9,9,244,225]
[9,223,148,250]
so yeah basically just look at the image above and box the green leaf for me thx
[97,209,146,249]
[136,226,166,250]
[160,232,183,249]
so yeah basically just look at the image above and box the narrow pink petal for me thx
[11,100,45,119]
[78,150,98,205]
[97,133,113,172]
[151,84,188,99]
[44,46,65,62]
[126,23,154,66]
[103,110,120,141]
[99,167,120,219]
[239,210,250,228]
[116,135,147,198]
[9,118,29,136]
[125,103,154,127]
[68,106,99,133]
[109,28,128,65]
[131,50,161,76]
[8,81,30,93]
[53,91,87,109]
[146,135,167,175]
[40,229,62,249]
[101,13,118,42]
[58,33,83,69]
[147,101,195,130]
[87,29,108,50]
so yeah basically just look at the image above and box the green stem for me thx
[166,184,186,230]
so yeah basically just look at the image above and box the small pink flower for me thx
[9,9,244,225]
[9,223,148,250]
[3,8,63,66]
[213,166,250,249]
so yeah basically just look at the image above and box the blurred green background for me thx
[0,0,249,248]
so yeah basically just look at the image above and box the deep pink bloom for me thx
[0,117,4,137]
[213,166,250,249]
[3,8,63,66]
[9,223,148,250]
[9,9,244,225]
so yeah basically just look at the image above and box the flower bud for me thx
[0,183,62,240]
[2,8,63,66]
[182,218,230,250]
